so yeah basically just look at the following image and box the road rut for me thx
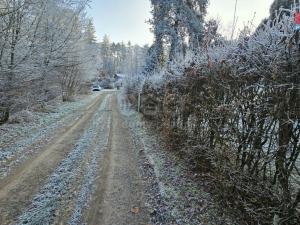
[0,93,105,225]
[86,94,149,225]
[0,91,150,225]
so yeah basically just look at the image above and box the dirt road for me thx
[0,91,150,225]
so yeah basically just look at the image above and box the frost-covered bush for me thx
[144,71,166,90]
[135,10,300,225]
[0,0,98,121]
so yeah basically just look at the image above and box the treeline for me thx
[99,35,149,78]
[0,0,148,123]
[0,0,98,118]
[126,0,300,224]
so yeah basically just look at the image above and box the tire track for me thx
[15,94,112,225]
[1,91,151,225]
[0,94,101,179]
[0,93,106,225]
[85,94,150,225]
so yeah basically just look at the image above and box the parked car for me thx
[92,85,102,91]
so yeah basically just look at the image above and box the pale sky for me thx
[87,0,153,45]
[87,0,274,45]
[207,0,274,38]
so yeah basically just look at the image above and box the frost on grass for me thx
[16,95,110,225]
[118,92,234,225]
[0,94,99,178]
[68,113,111,225]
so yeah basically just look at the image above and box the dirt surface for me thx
[118,93,235,225]
[0,93,100,179]
[0,91,150,225]
[0,90,234,225]
[0,93,105,224]
[86,95,149,225]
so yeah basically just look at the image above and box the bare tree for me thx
[0,0,95,119]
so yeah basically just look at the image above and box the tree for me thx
[100,35,114,76]
[148,0,170,69]
[85,18,97,44]
[80,18,100,81]
[146,0,208,71]
[0,0,95,115]
[270,0,294,18]
[97,35,148,79]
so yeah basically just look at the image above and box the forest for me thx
[0,0,300,225]
[0,0,147,121]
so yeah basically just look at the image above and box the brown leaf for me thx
[131,207,140,214]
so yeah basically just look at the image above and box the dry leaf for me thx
[131,207,140,214]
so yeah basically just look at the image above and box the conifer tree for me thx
[146,0,208,71]
[85,19,97,44]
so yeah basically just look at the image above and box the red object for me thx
[295,12,300,24]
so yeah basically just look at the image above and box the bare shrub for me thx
[60,65,81,102]
[129,10,300,224]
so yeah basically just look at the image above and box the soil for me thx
[0,91,234,225]
[0,91,150,225]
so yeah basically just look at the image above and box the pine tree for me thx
[146,0,208,71]
[184,0,209,48]
[85,18,97,44]
[149,0,170,68]
[100,35,113,76]
[80,18,99,81]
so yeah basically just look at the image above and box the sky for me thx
[207,0,274,38]
[87,0,153,46]
[87,0,274,45]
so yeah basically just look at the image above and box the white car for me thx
[92,85,102,91]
